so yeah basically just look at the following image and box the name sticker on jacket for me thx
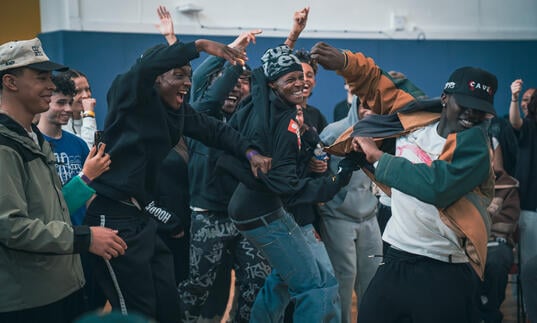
[287,119,301,150]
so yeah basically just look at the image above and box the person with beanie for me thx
[218,35,360,320]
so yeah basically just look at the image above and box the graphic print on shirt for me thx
[54,151,85,185]
[396,145,433,166]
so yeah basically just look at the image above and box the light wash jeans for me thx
[236,210,340,323]
[319,215,382,323]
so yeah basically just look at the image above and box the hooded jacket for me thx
[327,51,494,279]
[91,42,252,207]
[320,96,378,222]
[0,114,91,312]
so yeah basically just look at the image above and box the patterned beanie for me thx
[261,45,303,82]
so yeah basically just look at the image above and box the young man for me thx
[83,34,270,322]
[0,38,126,323]
[38,73,90,225]
[179,30,270,323]
[318,97,383,323]
[312,42,497,323]
[219,42,362,322]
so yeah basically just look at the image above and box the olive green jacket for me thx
[0,115,92,312]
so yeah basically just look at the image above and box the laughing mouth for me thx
[458,119,474,129]
[225,95,238,104]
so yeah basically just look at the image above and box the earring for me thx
[442,103,446,107]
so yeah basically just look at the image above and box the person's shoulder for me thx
[62,131,90,149]
[306,104,322,114]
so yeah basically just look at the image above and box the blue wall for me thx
[39,31,537,127]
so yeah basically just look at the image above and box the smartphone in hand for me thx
[94,130,104,149]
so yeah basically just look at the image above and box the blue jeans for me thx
[235,210,340,323]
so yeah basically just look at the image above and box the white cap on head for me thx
[0,38,67,72]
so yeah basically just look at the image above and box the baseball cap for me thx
[443,66,497,115]
[0,38,67,72]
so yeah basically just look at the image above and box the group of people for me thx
[1,5,535,323]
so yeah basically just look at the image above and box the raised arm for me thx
[285,7,309,49]
[509,79,524,129]
[194,39,247,66]
[155,5,177,45]
[229,29,263,51]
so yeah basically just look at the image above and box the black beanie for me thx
[261,44,303,82]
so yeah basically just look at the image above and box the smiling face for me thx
[269,70,304,106]
[3,68,56,116]
[521,88,536,117]
[222,71,251,115]
[42,92,74,126]
[437,93,488,137]
[301,62,316,100]
[156,65,192,110]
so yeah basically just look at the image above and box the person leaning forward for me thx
[83,34,270,323]
[0,38,127,323]
[312,41,496,323]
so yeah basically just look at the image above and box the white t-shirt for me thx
[383,121,468,263]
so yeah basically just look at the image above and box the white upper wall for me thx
[40,0,537,40]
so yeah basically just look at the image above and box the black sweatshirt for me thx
[92,41,251,205]
[226,68,343,221]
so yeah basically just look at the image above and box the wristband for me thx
[82,110,95,118]
[342,51,348,69]
[78,171,92,185]
[246,150,259,161]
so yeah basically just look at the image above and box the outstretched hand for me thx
[82,143,111,181]
[310,42,346,71]
[229,29,263,51]
[155,5,177,45]
[195,39,248,66]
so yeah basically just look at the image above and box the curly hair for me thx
[52,73,76,97]
[294,49,318,75]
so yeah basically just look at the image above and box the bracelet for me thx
[342,51,348,69]
[82,110,95,118]
[78,171,92,185]
[287,36,298,42]
[246,150,259,161]
[511,99,518,102]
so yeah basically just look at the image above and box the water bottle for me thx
[313,143,327,161]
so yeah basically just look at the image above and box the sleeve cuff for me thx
[73,225,91,253]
